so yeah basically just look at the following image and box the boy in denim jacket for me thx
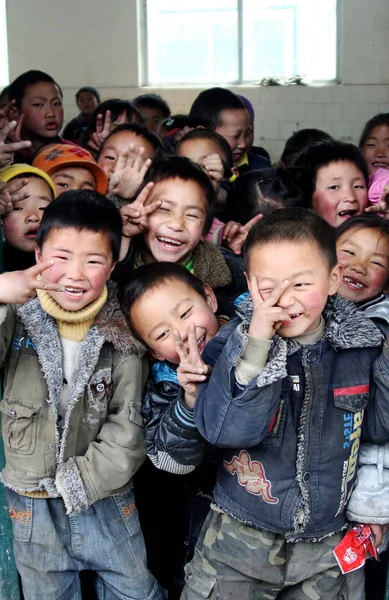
[182,208,389,600]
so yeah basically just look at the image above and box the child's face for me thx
[246,240,341,338]
[143,178,207,264]
[337,227,389,303]
[20,82,64,139]
[130,279,218,363]
[138,107,165,133]
[177,138,228,167]
[312,161,368,227]
[2,177,53,252]
[214,109,250,165]
[362,124,389,174]
[76,91,98,115]
[98,130,157,180]
[51,167,96,194]
[35,227,114,311]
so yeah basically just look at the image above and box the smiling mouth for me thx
[156,236,185,250]
[64,287,86,297]
[343,276,365,290]
[197,334,206,353]
[338,209,358,218]
[372,162,389,168]
[281,313,303,324]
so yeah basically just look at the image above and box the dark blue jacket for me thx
[193,295,389,541]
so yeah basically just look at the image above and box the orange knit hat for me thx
[33,144,108,194]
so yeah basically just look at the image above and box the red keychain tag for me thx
[333,525,378,574]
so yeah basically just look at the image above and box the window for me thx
[0,0,9,88]
[142,0,337,85]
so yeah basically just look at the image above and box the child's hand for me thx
[0,262,65,304]
[222,214,263,255]
[120,182,161,238]
[203,153,224,191]
[369,523,389,548]
[88,110,112,152]
[174,323,212,409]
[0,178,30,214]
[248,277,291,340]
[109,145,152,199]
[0,119,31,168]
[365,184,389,218]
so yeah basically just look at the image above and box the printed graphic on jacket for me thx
[224,450,279,503]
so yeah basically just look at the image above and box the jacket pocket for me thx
[333,383,370,413]
[0,399,40,454]
[259,379,292,448]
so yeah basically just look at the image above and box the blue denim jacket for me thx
[194,295,389,541]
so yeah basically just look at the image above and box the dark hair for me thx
[189,87,247,129]
[89,99,144,134]
[225,167,303,224]
[288,140,369,208]
[9,70,63,110]
[244,207,337,271]
[177,129,233,168]
[133,93,171,119]
[161,114,190,133]
[144,155,216,234]
[97,122,164,157]
[35,190,122,262]
[280,128,333,168]
[336,213,389,243]
[76,86,100,103]
[119,262,208,336]
[359,113,389,148]
[0,85,9,108]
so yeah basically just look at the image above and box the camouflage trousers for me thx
[181,507,349,600]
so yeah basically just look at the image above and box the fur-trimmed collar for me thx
[19,281,144,356]
[236,293,384,351]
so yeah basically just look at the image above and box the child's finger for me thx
[187,323,203,369]
[136,182,155,206]
[0,120,16,143]
[244,213,263,232]
[173,330,188,363]
[14,114,24,141]
[33,281,66,293]
[139,158,152,180]
[262,280,290,308]
[103,110,111,135]
[248,275,264,304]
[143,199,162,217]
[95,114,104,135]
[7,178,29,194]
[133,146,146,171]
[28,260,55,278]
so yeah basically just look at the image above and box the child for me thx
[120,262,222,598]
[181,208,389,600]
[0,190,164,600]
[85,98,144,152]
[359,113,389,174]
[188,87,269,170]
[115,156,247,317]
[0,164,56,271]
[62,86,100,144]
[290,139,370,227]
[279,128,333,168]
[8,70,65,160]
[133,93,171,134]
[33,143,108,194]
[236,94,270,162]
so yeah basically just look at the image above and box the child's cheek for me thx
[2,214,22,246]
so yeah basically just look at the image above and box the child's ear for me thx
[35,244,42,264]
[328,262,343,296]
[204,284,218,313]
[148,348,165,361]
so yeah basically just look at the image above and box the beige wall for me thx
[6,0,389,159]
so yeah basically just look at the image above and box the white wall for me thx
[6,0,389,160]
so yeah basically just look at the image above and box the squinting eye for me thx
[58,182,68,188]
[180,308,192,319]
[156,330,169,341]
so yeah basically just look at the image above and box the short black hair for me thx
[89,99,144,134]
[133,93,171,119]
[144,155,216,234]
[9,70,63,110]
[35,190,122,262]
[98,122,164,157]
[76,86,100,103]
[359,113,389,148]
[119,262,208,336]
[280,128,333,168]
[177,129,233,168]
[189,87,247,129]
[225,167,303,224]
[288,140,369,208]
[336,213,389,243]
[244,207,337,272]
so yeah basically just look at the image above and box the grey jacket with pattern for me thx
[0,285,148,515]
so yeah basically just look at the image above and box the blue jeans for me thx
[5,487,165,600]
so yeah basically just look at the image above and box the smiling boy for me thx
[0,190,163,600]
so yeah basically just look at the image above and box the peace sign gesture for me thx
[0,261,65,304]
[0,178,30,215]
[247,276,291,340]
[174,323,212,408]
[109,145,152,199]
[120,181,162,239]
[0,118,31,168]
[88,110,112,152]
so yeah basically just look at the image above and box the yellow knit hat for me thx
[0,164,57,199]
